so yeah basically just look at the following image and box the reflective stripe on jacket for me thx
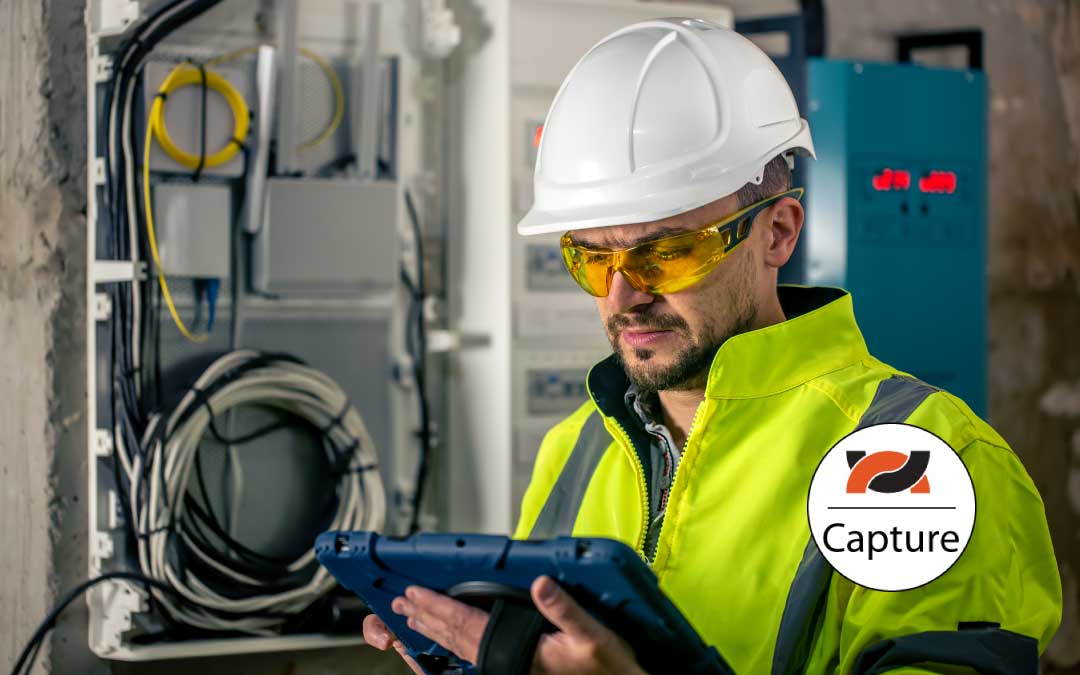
[513,286,1061,674]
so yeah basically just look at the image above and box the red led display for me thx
[919,170,957,194]
[872,168,958,194]
[893,170,911,190]
[871,168,911,191]
[533,124,544,148]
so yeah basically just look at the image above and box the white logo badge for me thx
[807,423,976,591]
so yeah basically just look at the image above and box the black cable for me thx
[403,190,433,534]
[8,572,180,675]
[20,634,43,675]
[90,0,245,639]
[187,452,302,570]
[192,61,208,181]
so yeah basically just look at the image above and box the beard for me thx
[606,260,757,393]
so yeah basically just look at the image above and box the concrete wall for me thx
[1,0,91,673]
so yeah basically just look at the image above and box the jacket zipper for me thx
[649,398,709,565]
[606,417,650,557]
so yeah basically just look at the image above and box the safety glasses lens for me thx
[558,188,802,298]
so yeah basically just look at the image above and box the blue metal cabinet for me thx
[804,59,988,416]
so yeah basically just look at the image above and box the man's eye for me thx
[651,247,691,262]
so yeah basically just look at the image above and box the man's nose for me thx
[605,270,655,314]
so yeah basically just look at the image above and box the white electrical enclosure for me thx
[84,0,443,660]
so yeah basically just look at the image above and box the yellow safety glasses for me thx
[560,188,804,297]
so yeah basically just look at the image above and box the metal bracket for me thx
[393,353,417,389]
[275,0,300,175]
[93,259,147,283]
[94,293,113,321]
[91,578,144,655]
[355,1,384,180]
[92,157,106,186]
[107,490,125,530]
[426,330,491,353]
[95,429,114,458]
[93,54,114,83]
[91,532,115,569]
[92,0,139,37]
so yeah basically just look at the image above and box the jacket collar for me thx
[586,285,868,412]
[704,285,868,399]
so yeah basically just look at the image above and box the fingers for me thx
[530,576,608,641]
[391,586,489,665]
[530,579,645,675]
[363,613,395,651]
[392,640,427,675]
[365,612,442,675]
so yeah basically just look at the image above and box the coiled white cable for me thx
[127,350,386,633]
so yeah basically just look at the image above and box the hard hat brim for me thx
[517,197,707,237]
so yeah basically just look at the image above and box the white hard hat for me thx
[517,18,815,236]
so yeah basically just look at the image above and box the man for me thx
[365,18,1062,673]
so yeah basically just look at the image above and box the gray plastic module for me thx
[251,178,399,296]
[152,181,231,278]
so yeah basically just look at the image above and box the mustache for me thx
[606,310,689,334]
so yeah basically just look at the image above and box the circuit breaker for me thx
[804,59,988,415]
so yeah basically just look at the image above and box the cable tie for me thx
[327,439,360,475]
[188,385,232,442]
[320,398,352,435]
[154,91,168,101]
[340,438,360,456]
[136,524,171,539]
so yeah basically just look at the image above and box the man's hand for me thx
[381,575,645,675]
[362,613,426,674]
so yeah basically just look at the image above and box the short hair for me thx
[734,155,792,208]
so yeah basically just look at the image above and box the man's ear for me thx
[762,197,804,269]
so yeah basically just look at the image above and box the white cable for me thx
[124,350,385,632]
[120,75,142,390]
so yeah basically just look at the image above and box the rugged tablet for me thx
[315,531,732,675]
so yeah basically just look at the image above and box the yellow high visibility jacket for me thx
[514,286,1061,674]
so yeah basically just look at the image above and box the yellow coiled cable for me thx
[146,49,345,343]
[151,63,252,171]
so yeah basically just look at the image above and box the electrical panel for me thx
[805,59,988,415]
[83,0,444,662]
